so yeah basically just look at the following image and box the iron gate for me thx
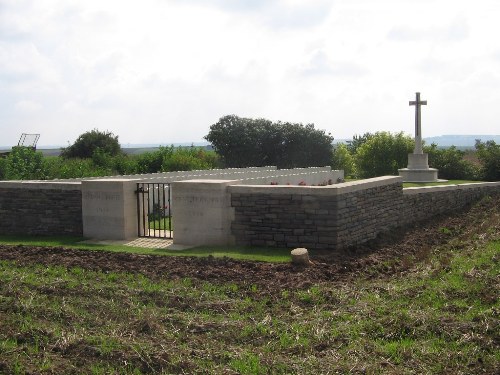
[136,183,172,239]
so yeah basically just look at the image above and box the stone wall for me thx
[0,182,82,236]
[230,179,500,250]
[230,177,402,249]
[401,182,500,225]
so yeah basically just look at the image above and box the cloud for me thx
[177,0,333,29]
[299,50,368,77]
[15,99,43,112]
[387,17,469,42]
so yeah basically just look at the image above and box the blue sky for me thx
[1,0,499,147]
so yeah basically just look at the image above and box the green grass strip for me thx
[403,179,481,188]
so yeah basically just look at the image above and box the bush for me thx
[0,157,6,180]
[425,144,480,180]
[205,115,333,168]
[136,146,174,174]
[162,147,219,172]
[475,140,500,181]
[331,143,356,178]
[42,157,110,179]
[355,132,414,178]
[2,146,44,180]
[61,129,122,159]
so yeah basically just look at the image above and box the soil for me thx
[1,194,499,290]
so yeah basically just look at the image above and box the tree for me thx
[355,131,414,178]
[425,144,479,180]
[475,140,500,181]
[204,115,273,167]
[2,146,44,180]
[61,129,122,159]
[346,132,373,155]
[331,143,355,178]
[205,115,334,168]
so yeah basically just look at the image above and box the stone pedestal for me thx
[399,153,438,182]
[407,153,429,169]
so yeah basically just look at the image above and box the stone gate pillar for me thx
[171,179,241,246]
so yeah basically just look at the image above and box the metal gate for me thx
[136,183,172,239]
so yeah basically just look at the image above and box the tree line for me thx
[332,131,499,181]
[0,129,219,180]
[1,117,498,181]
[206,115,499,181]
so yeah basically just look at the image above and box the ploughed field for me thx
[0,195,499,374]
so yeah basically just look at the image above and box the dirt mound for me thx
[1,195,499,289]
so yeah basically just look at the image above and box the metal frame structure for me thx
[18,133,40,149]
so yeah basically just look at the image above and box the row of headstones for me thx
[70,166,339,185]
[240,169,344,186]
[51,166,277,182]
[143,166,338,185]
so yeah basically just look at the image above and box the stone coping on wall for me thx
[229,176,402,196]
[0,181,82,190]
[403,181,500,195]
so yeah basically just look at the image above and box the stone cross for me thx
[409,92,427,154]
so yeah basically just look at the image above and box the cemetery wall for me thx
[0,182,82,236]
[230,177,402,249]
[229,179,500,250]
[401,182,500,224]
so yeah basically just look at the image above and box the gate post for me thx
[82,179,139,240]
[171,179,241,246]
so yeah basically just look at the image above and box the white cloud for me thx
[387,17,469,43]
[177,0,333,29]
[15,99,43,112]
[300,51,368,77]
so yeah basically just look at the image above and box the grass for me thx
[148,217,172,231]
[0,237,498,373]
[403,179,481,188]
[0,235,292,263]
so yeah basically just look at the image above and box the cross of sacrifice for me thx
[409,92,427,154]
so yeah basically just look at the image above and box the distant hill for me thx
[423,135,500,147]
[334,135,500,149]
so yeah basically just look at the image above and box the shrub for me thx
[425,144,480,180]
[136,146,174,173]
[3,146,44,180]
[331,143,356,178]
[475,140,500,181]
[61,129,122,159]
[161,147,218,172]
[0,157,6,180]
[355,132,414,178]
[205,115,333,168]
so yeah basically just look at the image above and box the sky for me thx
[1,0,499,148]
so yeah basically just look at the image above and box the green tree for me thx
[0,156,6,180]
[61,129,122,159]
[331,143,355,178]
[346,132,374,155]
[205,115,334,168]
[136,146,174,173]
[355,131,414,178]
[425,144,479,180]
[475,140,500,181]
[2,146,44,180]
[162,147,217,171]
[204,115,272,167]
